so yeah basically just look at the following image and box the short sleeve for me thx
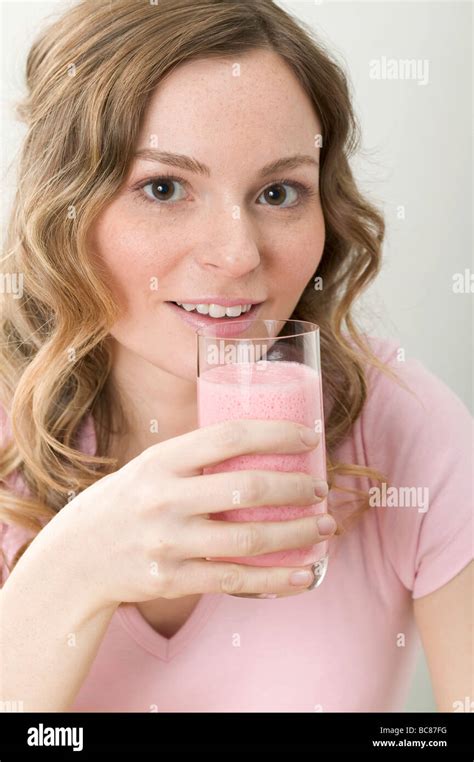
[361,337,473,599]
[0,404,35,587]
[0,521,9,586]
[0,521,35,587]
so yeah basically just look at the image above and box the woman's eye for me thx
[136,177,312,208]
[142,178,187,203]
[258,183,300,208]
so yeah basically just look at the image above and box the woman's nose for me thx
[195,210,261,277]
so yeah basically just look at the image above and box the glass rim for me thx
[195,318,320,341]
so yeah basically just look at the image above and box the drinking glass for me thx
[196,319,329,592]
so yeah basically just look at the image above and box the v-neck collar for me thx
[116,593,223,662]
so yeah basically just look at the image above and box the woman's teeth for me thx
[175,302,253,318]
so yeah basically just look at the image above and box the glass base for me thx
[306,553,328,591]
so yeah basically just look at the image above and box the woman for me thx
[0,0,471,713]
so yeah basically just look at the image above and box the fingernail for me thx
[290,570,313,586]
[313,478,328,498]
[317,514,336,536]
[300,428,320,447]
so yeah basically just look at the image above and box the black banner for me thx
[0,711,472,757]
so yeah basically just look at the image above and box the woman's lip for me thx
[166,301,264,337]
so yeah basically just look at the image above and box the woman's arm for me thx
[413,560,473,712]
[0,511,119,712]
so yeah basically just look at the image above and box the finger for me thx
[150,419,320,475]
[176,469,328,516]
[176,513,336,559]
[174,559,318,596]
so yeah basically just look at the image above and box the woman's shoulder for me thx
[0,403,96,586]
[356,333,472,434]
[353,333,472,600]
[354,333,472,527]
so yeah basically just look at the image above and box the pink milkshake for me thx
[197,360,328,567]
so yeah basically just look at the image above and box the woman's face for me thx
[89,49,325,381]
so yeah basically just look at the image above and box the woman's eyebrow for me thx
[133,149,319,178]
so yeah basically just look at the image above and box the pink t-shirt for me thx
[1,336,472,712]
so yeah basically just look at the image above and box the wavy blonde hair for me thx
[1,0,409,577]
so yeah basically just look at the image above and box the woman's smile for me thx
[165,299,265,338]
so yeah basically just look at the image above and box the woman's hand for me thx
[60,419,335,608]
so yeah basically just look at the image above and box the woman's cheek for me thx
[97,237,167,312]
[272,231,325,292]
